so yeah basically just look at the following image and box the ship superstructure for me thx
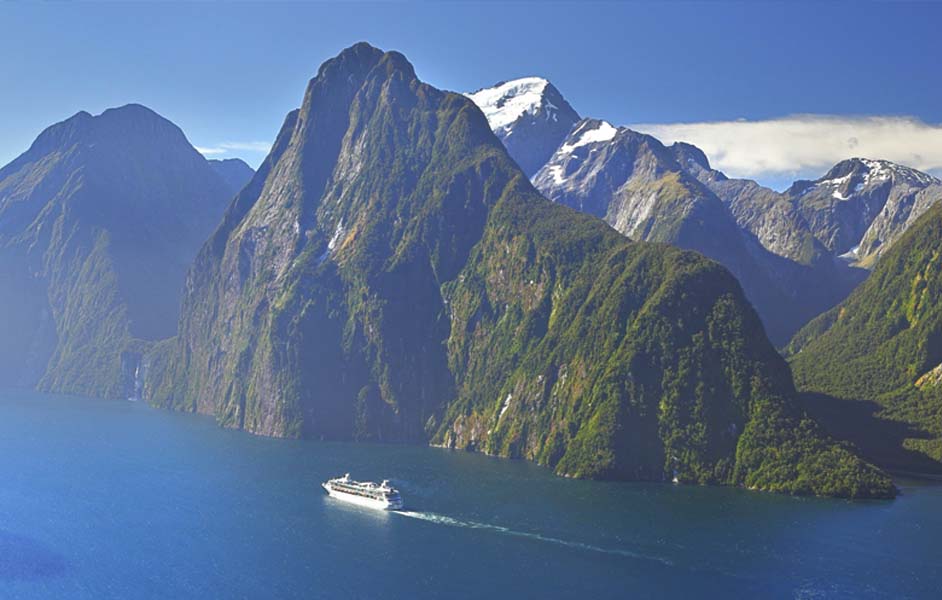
[322,474,404,510]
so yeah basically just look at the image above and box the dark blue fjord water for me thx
[1,391,940,599]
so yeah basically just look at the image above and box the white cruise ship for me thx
[322,474,404,510]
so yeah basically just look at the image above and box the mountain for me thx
[145,43,891,498]
[675,144,869,337]
[788,158,942,266]
[0,104,234,398]
[466,82,842,343]
[527,117,808,342]
[467,80,941,344]
[208,158,255,194]
[678,152,942,333]
[465,77,580,177]
[687,155,942,269]
[673,142,829,266]
[531,118,714,240]
[788,201,942,473]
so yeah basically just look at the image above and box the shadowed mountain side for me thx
[0,104,234,398]
[798,392,942,476]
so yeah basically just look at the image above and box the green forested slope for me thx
[790,201,942,469]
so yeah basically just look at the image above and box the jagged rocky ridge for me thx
[468,80,942,345]
[0,105,234,398]
[687,155,942,269]
[145,43,892,498]
[675,143,831,266]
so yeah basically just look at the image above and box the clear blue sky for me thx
[2,1,941,187]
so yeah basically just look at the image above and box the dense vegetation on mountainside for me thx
[146,43,892,498]
[437,196,890,497]
[0,105,233,398]
[789,201,942,470]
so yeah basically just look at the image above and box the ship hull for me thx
[322,483,403,511]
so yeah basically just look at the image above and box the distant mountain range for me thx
[0,105,245,398]
[466,78,942,344]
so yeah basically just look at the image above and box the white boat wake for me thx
[395,511,673,566]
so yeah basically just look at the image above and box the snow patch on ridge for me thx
[560,121,618,154]
[547,165,567,185]
[815,159,940,200]
[466,77,551,132]
[861,158,939,187]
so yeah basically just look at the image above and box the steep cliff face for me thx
[149,43,498,437]
[0,105,233,398]
[147,43,891,498]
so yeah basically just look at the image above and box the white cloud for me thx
[194,146,227,156]
[631,115,942,182]
[195,141,272,157]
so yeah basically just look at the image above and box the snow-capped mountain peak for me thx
[465,77,581,177]
[787,157,942,262]
[466,77,556,132]
[796,157,939,202]
[857,158,940,187]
